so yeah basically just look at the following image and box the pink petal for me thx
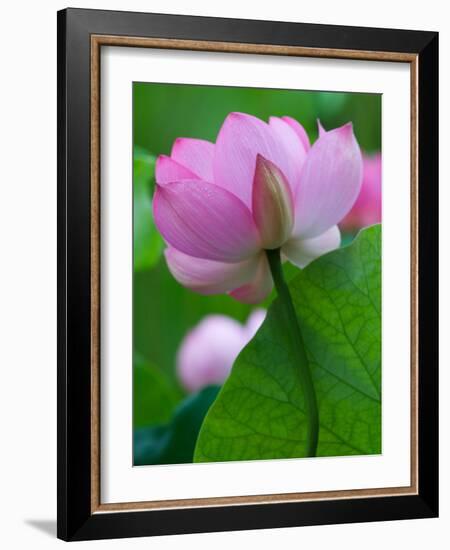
[244,309,266,341]
[164,247,259,295]
[213,112,297,207]
[281,116,311,151]
[283,225,341,268]
[293,122,363,239]
[177,315,247,392]
[317,119,327,138]
[340,153,382,231]
[269,117,307,192]
[155,155,197,184]
[171,138,215,182]
[230,254,273,304]
[153,180,260,262]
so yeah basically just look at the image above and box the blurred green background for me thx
[132,82,381,465]
[134,83,381,155]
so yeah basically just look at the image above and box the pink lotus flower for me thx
[340,153,382,232]
[177,310,266,392]
[153,113,363,304]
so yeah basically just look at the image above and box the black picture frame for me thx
[57,7,438,541]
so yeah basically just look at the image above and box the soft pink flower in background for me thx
[153,113,363,303]
[340,153,381,232]
[177,310,266,392]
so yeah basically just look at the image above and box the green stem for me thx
[265,248,319,457]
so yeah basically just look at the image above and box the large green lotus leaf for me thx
[134,386,220,465]
[133,147,164,271]
[194,225,381,462]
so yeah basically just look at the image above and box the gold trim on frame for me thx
[90,35,419,514]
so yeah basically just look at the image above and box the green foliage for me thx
[134,386,220,465]
[133,83,382,156]
[133,360,180,429]
[194,226,381,462]
[133,147,163,271]
[134,265,252,382]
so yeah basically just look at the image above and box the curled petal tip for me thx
[170,137,215,182]
[228,111,246,121]
[280,115,311,152]
[170,137,183,154]
[155,154,168,168]
[337,122,354,138]
[317,119,327,137]
[155,154,197,184]
[227,111,262,124]
[171,136,193,155]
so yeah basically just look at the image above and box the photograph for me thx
[132,83,382,467]
[54,7,438,541]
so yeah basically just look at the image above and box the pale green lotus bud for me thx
[252,154,295,249]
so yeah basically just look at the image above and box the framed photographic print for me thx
[57,8,438,541]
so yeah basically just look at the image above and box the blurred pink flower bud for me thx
[340,153,381,232]
[177,310,266,392]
